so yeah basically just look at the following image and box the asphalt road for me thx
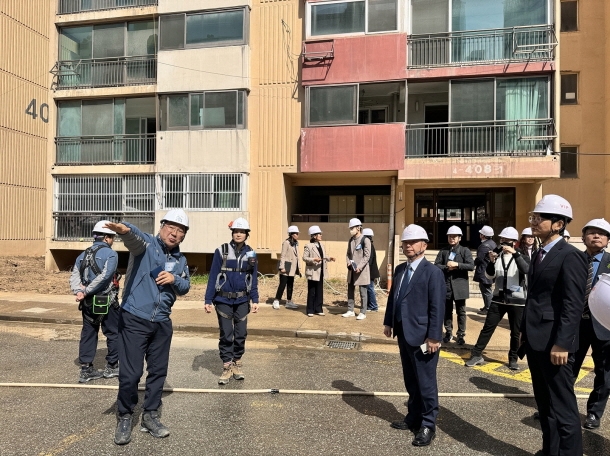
[0,321,608,456]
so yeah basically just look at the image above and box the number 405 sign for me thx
[25,99,49,123]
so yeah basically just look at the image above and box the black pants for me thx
[472,302,523,361]
[306,280,323,314]
[116,310,173,416]
[526,346,582,456]
[78,304,119,366]
[479,283,493,310]
[443,298,466,337]
[573,317,610,420]
[274,274,295,301]
[215,302,249,363]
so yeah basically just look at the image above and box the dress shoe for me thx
[442,332,453,343]
[584,413,600,429]
[390,420,419,432]
[412,426,436,446]
[532,411,540,420]
[456,336,465,346]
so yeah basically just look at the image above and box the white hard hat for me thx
[401,224,429,242]
[362,228,374,237]
[521,227,533,236]
[499,227,519,241]
[479,225,494,237]
[308,225,322,236]
[229,217,250,231]
[590,274,610,331]
[563,230,571,238]
[447,226,463,236]
[532,194,573,220]
[92,220,116,235]
[162,209,189,230]
[288,225,299,234]
[349,218,362,228]
[582,218,610,236]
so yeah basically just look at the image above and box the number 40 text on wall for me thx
[25,99,49,123]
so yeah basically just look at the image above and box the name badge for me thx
[448,252,456,261]
[164,262,175,272]
[355,244,362,250]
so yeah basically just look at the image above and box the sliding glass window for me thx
[308,0,397,37]
[161,91,247,130]
[308,85,358,126]
[451,0,547,31]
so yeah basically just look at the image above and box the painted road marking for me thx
[38,425,100,456]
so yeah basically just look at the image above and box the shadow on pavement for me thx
[331,380,403,423]
[192,350,222,376]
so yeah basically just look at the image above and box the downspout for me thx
[387,177,396,290]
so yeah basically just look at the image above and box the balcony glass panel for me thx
[368,0,397,33]
[186,10,244,46]
[160,14,185,50]
[59,26,92,61]
[128,21,156,55]
[58,0,158,15]
[161,91,247,130]
[451,80,494,122]
[311,1,365,36]
[411,0,448,34]
[168,95,189,128]
[452,0,547,31]
[309,85,357,125]
[203,92,239,129]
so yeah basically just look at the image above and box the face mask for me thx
[350,227,359,236]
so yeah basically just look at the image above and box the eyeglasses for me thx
[528,215,549,225]
[163,223,186,235]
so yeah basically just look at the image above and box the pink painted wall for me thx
[406,61,555,81]
[300,123,405,172]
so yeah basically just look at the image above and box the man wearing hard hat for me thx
[573,218,610,430]
[383,225,446,447]
[105,209,191,445]
[474,225,497,315]
[519,195,587,455]
[70,221,120,384]
[344,218,372,320]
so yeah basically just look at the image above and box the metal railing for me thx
[53,213,154,241]
[292,214,390,223]
[405,119,555,158]
[54,56,157,89]
[408,25,556,68]
[58,0,157,14]
[55,134,156,165]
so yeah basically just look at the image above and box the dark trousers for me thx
[479,283,493,310]
[573,317,610,420]
[395,323,439,430]
[215,302,249,363]
[443,298,466,337]
[275,274,295,301]
[306,279,324,314]
[78,304,119,366]
[526,346,582,456]
[472,302,523,361]
[116,310,173,416]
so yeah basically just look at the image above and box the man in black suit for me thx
[384,224,446,447]
[574,218,610,430]
[520,194,587,456]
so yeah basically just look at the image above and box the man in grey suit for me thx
[384,224,446,447]
[574,218,610,430]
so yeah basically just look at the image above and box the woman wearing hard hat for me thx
[465,227,529,371]
[520,194,587,455]
[204,217,259,385]
[344,218,372,320]
[518,227,537,259]
[303,226,335,316]
[272,226,301,310]
[362,228,380,312]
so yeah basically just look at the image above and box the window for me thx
[308,85,357,125]
[561,1,578,32]
[308,0,397,37]
[160,174,244,210]
[560,146,578,178]
[160,8,247,50]
[161,91,246,130]
[561,74,578,105]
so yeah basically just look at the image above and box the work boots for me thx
[218,362,233,385]
[79,364,103,383]
[232,359,245,380]
[140,411,170,438]
[114,414,133,445]
[103,363,119,378]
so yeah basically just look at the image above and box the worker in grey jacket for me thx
[343,218,371,320]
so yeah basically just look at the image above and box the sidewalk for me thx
[0,293,512,349]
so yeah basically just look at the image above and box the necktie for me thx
[535,248,545,267]
[583,255,594,318]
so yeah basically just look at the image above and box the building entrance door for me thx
[414,188,515,249]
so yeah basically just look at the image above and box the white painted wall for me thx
[159,0,251,14]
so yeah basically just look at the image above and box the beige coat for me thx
[278,239,300,276]
[346,234,371,286]
[303,241,330,282]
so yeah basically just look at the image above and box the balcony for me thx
[58,0,157,14]
[408,25,556,69]
[406,119,554,158]
[53,212,154,241]
[55,134,156,165]
[53,56,157,90]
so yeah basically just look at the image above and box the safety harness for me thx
[214,243,253,299]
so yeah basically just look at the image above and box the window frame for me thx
[560,0,578,33]
[306,83,359,126]
[560,73,578,105]
[559,145,578,178]
[159,173,245,211]
[161,90,247,130]
[306,0,399,39]
[159,7,249,51]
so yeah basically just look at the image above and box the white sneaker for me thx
[272,300,280,310]
[342,311,356,318]
[356,313,367,320]
[286,301,298,309]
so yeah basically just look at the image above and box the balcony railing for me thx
[53,213,154,241]
[55,134,156,165]
[292,214,390,223]
[58,0,157,14]
[53,56,157,90]
[408,25,556,68]
[406,119,555,158]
